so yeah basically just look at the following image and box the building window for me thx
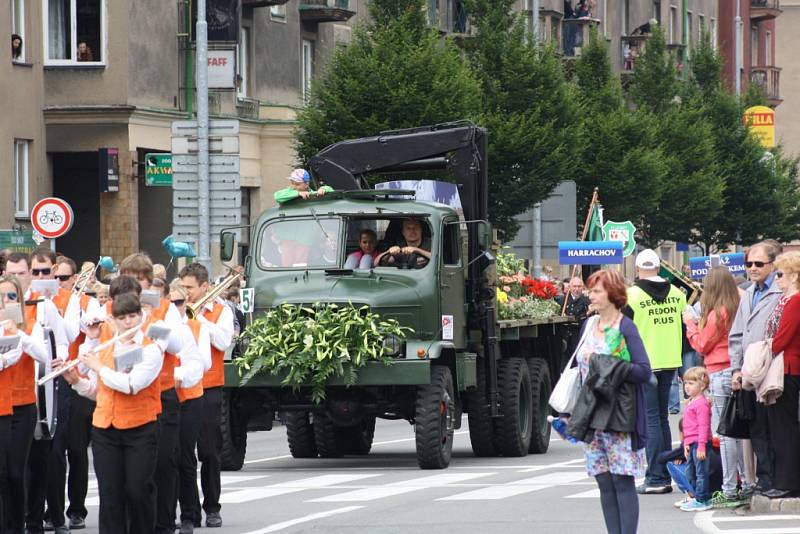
[710,18,717,47]
[653,1,661,25]
[699,14,705,42]
[686,12,692,46]
[237,26,249,98]
[427,0,438,28]
[14,140,30,218]
[751,25,758,66]
[766,31,772,65]
[622,0,630,35]
[669,6,677,43]
[12,0,25,62]
[302,39,314,101]
[270,4,286,21]
[43,0,105,65]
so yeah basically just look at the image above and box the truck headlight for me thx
[382,335,403,357]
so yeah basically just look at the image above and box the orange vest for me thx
[202,303,226,389]
[92,338,161,430]
[11,294,41,407]
[0,365,12,416]
[177,319,204,403]
[52,288,71,316]
[67,294,92,361]
[150,298,177,393]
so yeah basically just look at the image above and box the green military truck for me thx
[219,123,575,470]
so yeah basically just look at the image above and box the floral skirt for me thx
[583,430,646,478]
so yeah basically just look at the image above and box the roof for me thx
[259,193,458,221]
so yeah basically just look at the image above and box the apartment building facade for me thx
[776,1,797,155]
[3,0,367,267]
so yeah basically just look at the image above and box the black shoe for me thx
[205,512,223,528]
[636,484,673,494]
[44,521,55,532]
[764,489,793,499]
[54,526,70,534]
[68,516,85,530]
[179,520,194,534]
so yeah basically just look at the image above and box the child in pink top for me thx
[679,366,712,511]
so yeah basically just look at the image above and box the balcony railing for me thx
[620,35,649,72]
[562,17,600,57]
[751,0,781,21]
[299,0,355,23]
[241,0,289,7]
[750,66,782,105]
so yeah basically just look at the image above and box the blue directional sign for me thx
[558,241,624,265]
[688,253,746,280]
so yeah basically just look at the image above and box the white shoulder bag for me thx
[549,316,596,414]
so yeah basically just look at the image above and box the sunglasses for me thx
[2,292,18,301]
[171,299,186,307]
[31,268,51,276]
[745,261,772,268]
[55,274,73,282]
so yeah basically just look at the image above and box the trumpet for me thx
[37,322,143,385]
[72,263,96,297]
[186,270,242,320]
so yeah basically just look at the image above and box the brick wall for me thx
[100,148,138,259]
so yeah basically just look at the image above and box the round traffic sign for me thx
[31,197,74,239]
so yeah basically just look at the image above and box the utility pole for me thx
[196,0,211,269]
[735,0,743,95]
[532,203,543,278]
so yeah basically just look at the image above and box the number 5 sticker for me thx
[239,288,255,313]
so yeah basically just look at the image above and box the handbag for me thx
[549,316,597,413]
[717,390,750,439]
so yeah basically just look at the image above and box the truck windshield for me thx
[258,218,341,269]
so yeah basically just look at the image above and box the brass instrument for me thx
[37,321,143,385]
[72,263,96,297]
[659,259,703,306]
[186,270,242,320]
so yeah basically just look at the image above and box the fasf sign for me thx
[558,241,624,265]
[743,105,775,148]
[205,49,236,89]
[688,253,746,280]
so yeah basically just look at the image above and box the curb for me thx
[750,495,800,514]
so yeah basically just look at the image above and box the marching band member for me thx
[0,275,48,533]
[3,252,68,534]
[119,254,184,534]
[58,293,164,534]
[169,280,210,534]
[54,256,102,531]
[180,263,234,529]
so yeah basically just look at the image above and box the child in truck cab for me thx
[375,218,432,269]
[344,229,378,269]
[273,169,333,204]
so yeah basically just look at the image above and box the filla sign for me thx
[743,105,775,148]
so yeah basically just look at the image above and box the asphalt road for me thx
[74,416,800,534]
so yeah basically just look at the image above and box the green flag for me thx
[586,203,605,241]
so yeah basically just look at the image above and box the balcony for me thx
[562,17,600,57]
[620,35,649,73]
[299,0,355,23]
[242,0,288,7]
[751,0,781,21]
[750,66,782,107]
[446,0,469,36]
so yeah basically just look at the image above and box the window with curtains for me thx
[43,0,105,64]
[12,0,25,62]
[14,140,30,218]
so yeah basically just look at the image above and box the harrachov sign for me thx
[558,241,624,265]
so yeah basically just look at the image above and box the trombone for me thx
[186,270,242,320]
[72,263,96,297]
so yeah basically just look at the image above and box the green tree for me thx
[629,26,679,114]
[464,0,579,239]
[294,0,480,165]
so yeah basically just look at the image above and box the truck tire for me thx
[496,357,533,457]
[415,366,455,469]
[314,413,343,458]
[285,412,318,458]
[527,358,552,454]
[467,361,498,457]
[220,390,248,471]
[336,416,376,455]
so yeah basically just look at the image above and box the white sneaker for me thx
[674,496,693,508]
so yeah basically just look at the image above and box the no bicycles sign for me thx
[31,197,74,239]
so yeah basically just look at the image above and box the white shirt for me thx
[77,296,103,333]
[0,322,48,370]
[73,331,164,400]
[197,299,234,352]
[173,318,210,388]
[25,288,69,360]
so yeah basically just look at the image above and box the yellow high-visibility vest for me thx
[627,284,686,370]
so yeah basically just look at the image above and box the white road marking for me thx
[437,471,588,501]
[518,458,585,472]
[695,511,800,534]
[241,506,364,533]
[221,474,380,504]
[565,488,600,499]
[308,472,496,502]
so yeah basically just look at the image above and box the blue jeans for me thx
[686,442,711,502]
[645,369,676,486]
[669,351,699,412]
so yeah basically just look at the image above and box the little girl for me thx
[680,366,712,511]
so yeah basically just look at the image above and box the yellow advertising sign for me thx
[743,105,775,148]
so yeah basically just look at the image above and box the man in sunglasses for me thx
[728,240,783,496]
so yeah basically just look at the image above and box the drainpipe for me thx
[185,0,194,117]
[532,0,539,42]
[735,0,743,95]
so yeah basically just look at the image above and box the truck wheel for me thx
[496,357,533,457]
[314,413,343,458]
[466,361,498,457]
[220,390,248,471]
[527,358,552,454]
[336,416,376,455]
[415,366,455,469]
[285,412,318,458]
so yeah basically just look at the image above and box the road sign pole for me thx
[196,0,211,270]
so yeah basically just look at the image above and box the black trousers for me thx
[92,422,158,534]
[749,396,774,490]
[768,374,800,491]
[66,390,95,521]
[177,397,203,523]
[155,389,180,533]
[195,387,222,519]
[7,403,36,533]
[0,414,12,534]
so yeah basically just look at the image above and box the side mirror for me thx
[476,251,495,273]
[220,232,235,262]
